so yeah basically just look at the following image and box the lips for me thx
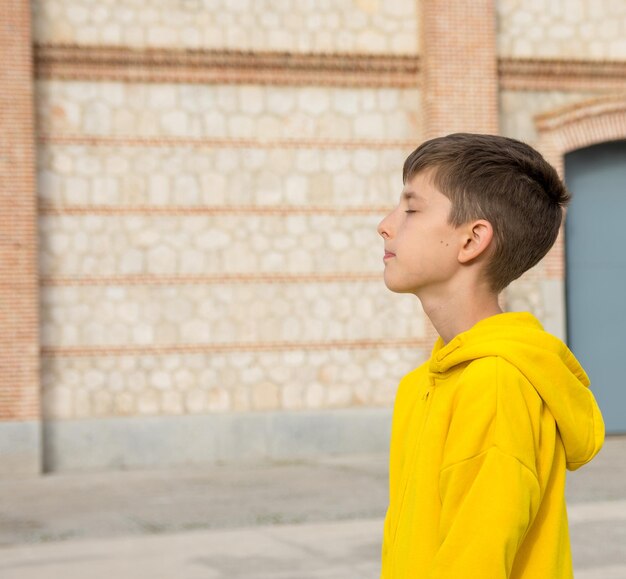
[384,251,396,260]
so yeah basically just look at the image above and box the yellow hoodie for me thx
[380,312,604,579]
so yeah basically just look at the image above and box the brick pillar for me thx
[0,0,41,475]
[420,0,499,138]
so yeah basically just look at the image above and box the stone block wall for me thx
[25,0,428,471]
[37,77,424,429]
[1,0,625,473]
[36,82,420,140]
[33,0,419,54]
[497,0,626,59]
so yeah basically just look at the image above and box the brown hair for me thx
[403,133,570,292]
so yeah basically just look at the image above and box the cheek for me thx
[401,231,457,272]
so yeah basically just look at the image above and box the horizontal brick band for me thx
[38,204,391,216]
[38,134,417,150]
[34,44,626,93]
[41,337,429,357]
[40,272,381,286]
[499,57,626,91]
[35,44,420,88]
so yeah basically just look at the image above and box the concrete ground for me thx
[0,436,624,579]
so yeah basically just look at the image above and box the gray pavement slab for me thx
[0,506,625,579]
[0,436,624,578]
[565,433,626,503]
[0,454,388,546]
[0,520,382,579]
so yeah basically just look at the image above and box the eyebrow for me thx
[402,191,424,202]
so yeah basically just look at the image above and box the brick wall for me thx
[0,0,41,475]
[421,0,499,137]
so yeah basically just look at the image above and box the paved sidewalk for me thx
[0,437,624,578]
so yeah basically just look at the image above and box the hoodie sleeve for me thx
[427,357,542,578]
[428,446,541,578]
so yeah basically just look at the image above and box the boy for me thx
[377,133,605,578]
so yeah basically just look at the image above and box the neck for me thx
[417,282,503,345]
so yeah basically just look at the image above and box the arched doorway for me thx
[565,139,626,434]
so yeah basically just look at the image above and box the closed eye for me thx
[405,210,417,214]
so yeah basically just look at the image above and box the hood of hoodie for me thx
[429,312,605,471]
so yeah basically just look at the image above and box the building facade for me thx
[1,0,625,475]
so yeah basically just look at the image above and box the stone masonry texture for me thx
[0,0,625,472]
[32,0,420,55]
[497,0,626,60]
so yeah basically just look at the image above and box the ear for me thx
[457,219,494,264]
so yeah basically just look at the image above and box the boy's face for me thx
[377,171,464,295]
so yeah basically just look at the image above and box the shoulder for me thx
[458,355,523,383]
[455,356,536,405]
[450,356,513,416]
[443,357,542,473]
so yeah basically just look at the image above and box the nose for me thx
[377,212,392,239]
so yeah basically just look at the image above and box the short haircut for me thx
[403,133,570,292]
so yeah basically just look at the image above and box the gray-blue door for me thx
[565,139,626,434]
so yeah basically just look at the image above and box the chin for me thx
[383,275,417,294]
